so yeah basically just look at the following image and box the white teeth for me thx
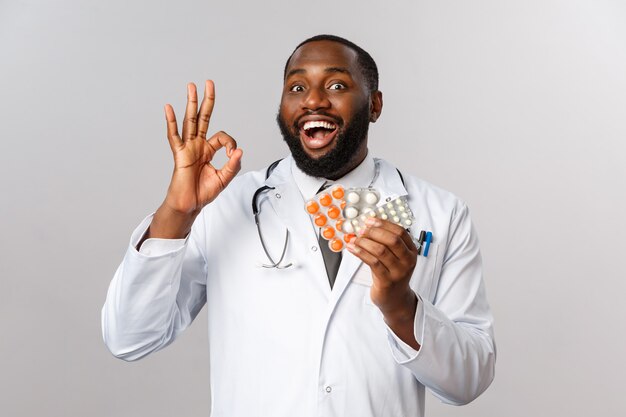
[303,120,336,131]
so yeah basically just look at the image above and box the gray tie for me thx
[317,182,342,288]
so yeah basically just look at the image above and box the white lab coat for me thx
[102,155,495,417]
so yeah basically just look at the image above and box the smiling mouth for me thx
[300,120,339,150]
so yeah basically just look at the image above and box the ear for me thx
[369,90,383,123]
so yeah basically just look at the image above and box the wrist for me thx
[378,289,418,326]
[148,204,199,239]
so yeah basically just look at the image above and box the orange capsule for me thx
[331,186,345,200]
[329,238,344,252]
[305,200,320,214]
[314,213,328,227]
[335,218,344,231]
[343,233,356,243]
[327,205,340,219]
[319,193,332,206]
[340,200,347,210]
[322,226,335,240]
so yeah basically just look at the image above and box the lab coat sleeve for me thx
[101,213,208,361]
[387,203,496,405]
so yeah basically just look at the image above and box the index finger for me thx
[206,130,237,159]
[197,80,216,138]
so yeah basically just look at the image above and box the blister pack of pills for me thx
[305,185,415,252]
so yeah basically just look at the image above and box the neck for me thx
[326,143,368,181]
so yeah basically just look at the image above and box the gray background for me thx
[1,0,625,416]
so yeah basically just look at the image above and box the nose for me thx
[303,86,331,111]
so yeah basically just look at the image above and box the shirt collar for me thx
[290,152,377,201]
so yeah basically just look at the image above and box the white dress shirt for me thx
[102,155,496,417]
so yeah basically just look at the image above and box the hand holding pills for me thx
[305,186,415,253]
[348,217,420,348]
[305,185,420,348]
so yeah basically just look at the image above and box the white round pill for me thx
[377,207,385,214]
[352,219,360,226]
[401,212,409,218]
[345,206,359,219]
[393,216,400,223]
[389,210,397,216]
[365,192,379,205]
[343,221,355,233]
[398,205,406,212]
[386,202,393,209]
[347,192,360,204]
[395,198,402,204]
[381,214,388,220]
[404,219,412,226]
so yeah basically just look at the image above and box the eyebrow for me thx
[324,67,350,75]
[285,66,352,79]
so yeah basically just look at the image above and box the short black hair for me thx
[283,34,379,92]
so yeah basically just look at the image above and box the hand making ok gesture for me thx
[146,81,243,241]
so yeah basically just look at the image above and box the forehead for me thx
[286,40,361,77]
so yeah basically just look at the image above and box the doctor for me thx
[102,35,495,416]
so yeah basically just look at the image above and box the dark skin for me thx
[281,41,420,350]
[280,41,375,179]
[145,40,420,350]
[144,81,243,241]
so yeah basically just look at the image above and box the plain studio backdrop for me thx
[1,0,625,416]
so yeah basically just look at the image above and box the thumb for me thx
[217,148,243,187]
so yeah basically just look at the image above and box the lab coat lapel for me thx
[327,249,362,306]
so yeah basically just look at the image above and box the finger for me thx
[360,219,416,261]
[352,235,400,275]
[215,148,243,189]
[164,104,182,151]
[346,240,391,279]
[182,83,199,141]
[197,80,216,138]
[206,130,237,159]
[365,218,418,254]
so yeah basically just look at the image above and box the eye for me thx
[329,83,346,90]
[290,85,305,92]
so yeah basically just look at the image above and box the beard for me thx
[276,103,371,179]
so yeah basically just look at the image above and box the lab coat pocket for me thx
[411,243,440,303]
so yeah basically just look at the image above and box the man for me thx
[102,34,495,416]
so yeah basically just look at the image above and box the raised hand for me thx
[147,81,243,241]
[346,217,421,349]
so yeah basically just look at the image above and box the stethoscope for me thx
[252,159,292,268]
[252,159,403,269]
